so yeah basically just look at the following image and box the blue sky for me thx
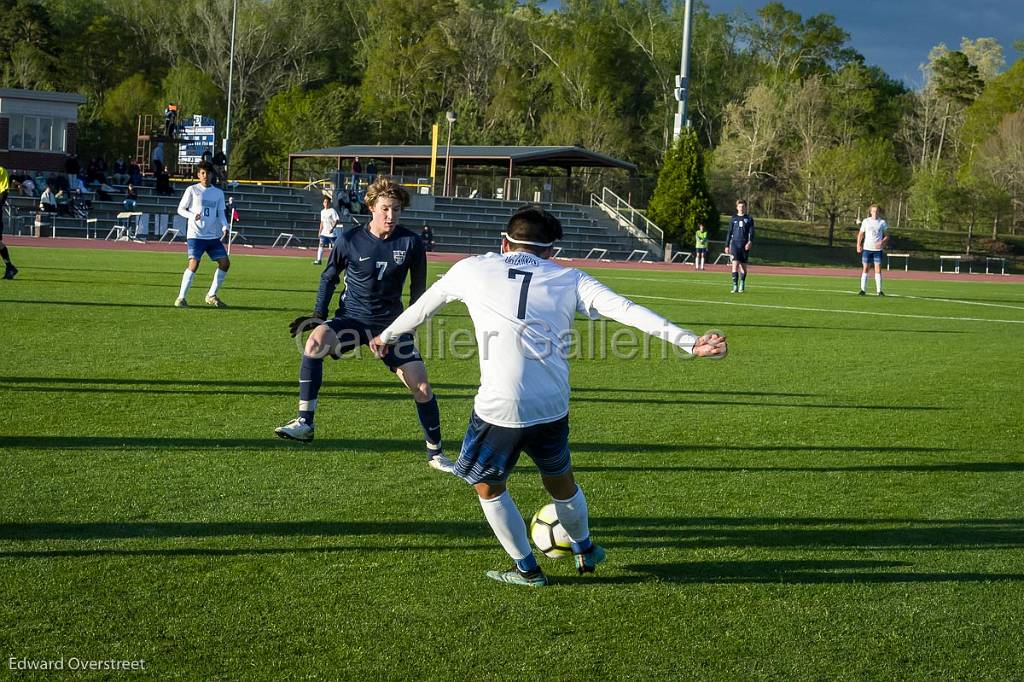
[701,0,1023,86]
[543,1,1023,87]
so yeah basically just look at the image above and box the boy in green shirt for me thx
[694,222,708,271]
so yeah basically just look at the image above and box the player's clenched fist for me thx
[692,332,727,358]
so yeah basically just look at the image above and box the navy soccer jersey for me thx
[314,224,426,325]
[726,213,755,248]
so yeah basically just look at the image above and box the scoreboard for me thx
[178,115,216,165]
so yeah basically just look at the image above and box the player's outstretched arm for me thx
[371,276,459,356]
[576,272,726,358]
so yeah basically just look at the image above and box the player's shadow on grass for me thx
[30,265,184,276]
[27,277,318,295]
[0,519,487,542]
[0,376,825,400]
[594,516,1024,551]
[572,462,1024,473]
[0,298,296,313]
[590,560,1024,585]
[0,377,943,410]
[0,435,968,457]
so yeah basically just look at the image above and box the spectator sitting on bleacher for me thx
[39,185,57,213]
[17,176,35,197]
[111,157,129,185]
[95,182,115,201]
[55,188,72,216]
[65,153,80,188]
[87,157,107,185]
[123,183,138,211]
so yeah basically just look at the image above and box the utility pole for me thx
[223,0,238,181]
[672,0,694,142]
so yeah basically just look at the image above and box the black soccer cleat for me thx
[3,264,17,280]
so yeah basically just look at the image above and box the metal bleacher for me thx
[8,181,649,260]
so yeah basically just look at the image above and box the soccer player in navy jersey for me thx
[725,199,754,293]
[276,177,453,473]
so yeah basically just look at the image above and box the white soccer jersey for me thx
[177,183,228,240]
[380,251,699,427]
[320,207,340,236]
[859,217,888,251]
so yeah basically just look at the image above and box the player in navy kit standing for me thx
[725,199,754,293]
[275,177,453,473]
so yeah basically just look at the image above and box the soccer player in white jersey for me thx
[315,195,340,265]
[857,203,889,296]
[174,160,230,307]
[370,206,727,587]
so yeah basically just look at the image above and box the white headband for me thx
[502,233,556,248]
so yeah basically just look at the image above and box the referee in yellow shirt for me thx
[0,164,17,279]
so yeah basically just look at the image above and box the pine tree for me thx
[647,128,718,249]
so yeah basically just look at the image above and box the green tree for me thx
[99,73,158,156]
[801,138,902,245]
[249,83,364,178]
[647,128,717,247]
[960,59,1024,153]
[744,2,859,79]
[162,62,225,128]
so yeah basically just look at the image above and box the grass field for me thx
[1,246,1022,680]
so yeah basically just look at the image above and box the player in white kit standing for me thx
[174,160,230,307]
[371,206,727,587]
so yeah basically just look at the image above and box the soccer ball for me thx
[529,503,572,559]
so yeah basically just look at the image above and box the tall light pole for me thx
[223,0,238,181]
[672,0,694,141]
[444,110,456,196]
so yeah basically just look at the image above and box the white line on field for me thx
[627,294,1024,325]
[601,275,1024,311]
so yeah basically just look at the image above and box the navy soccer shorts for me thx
[187,237,227,262]
[319,235,335,248]
[862,249,883,265]
[728,246,749,263]
[324,316,422,371]
[454,411,571,485]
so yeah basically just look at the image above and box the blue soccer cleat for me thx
[485,568,549,587]
[574,544,606,574]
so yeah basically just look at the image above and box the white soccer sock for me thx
[553,485,590,543]
[316,245,324,261]
[875,273,882,293]
[479,491,532,561]
[178,269,195,300]
[207,268,227,297]
[860,273,868,291]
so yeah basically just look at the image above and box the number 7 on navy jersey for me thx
[508,268,532,319]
